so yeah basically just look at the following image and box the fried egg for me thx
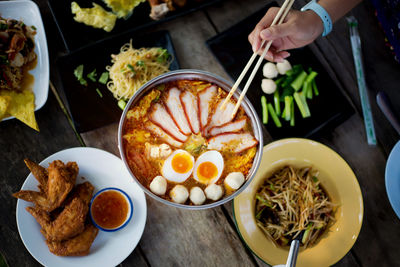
[193,151,224,184]
[162,150,194,183]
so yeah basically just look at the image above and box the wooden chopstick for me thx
[220,0,295,118]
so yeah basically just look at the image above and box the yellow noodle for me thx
[106,41,171,100]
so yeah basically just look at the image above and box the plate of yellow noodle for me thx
[233,138,363,267]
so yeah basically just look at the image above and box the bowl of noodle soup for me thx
[118,69,263,209]
[233,138,363,267]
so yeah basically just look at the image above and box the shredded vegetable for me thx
[255,166,336,248]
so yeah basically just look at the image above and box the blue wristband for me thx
[301,0,332,37]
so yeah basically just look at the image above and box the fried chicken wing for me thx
[46,225,99,256]
[14,160,78,211]
[24,159,48,192]
[26,182,95,242]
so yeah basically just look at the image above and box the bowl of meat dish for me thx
[118,69,263,209]
[233,138,364,267]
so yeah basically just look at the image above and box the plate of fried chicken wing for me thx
[13,147,147,267]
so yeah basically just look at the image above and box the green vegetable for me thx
[96,88,103,98]
[31,25,37,30]
[118,99,127,110]
[275,76,285,86]
[285,64,303,77]
[268,103,282,128]
[269,183,275,191]
[274,90,280,116]
[284,96,292,121]
[312,79,319,96]
[291,71,307,91]
[255,206,266,220]
[261,95,268,124]
[290,98,295,126]
[157,48,170,63]
[98,72,109,84]
[279,86,294,101]
[136,60,145,67]
[255,194,272,207]
[293,92,311,118]
[74,64,84,80]
[306,71,318,84]
[0,251,9,267]
[73,65,87,86]
[302,223,313,244]
[87,69,97,82]
[312,176,319,183]
[127,64,135,74]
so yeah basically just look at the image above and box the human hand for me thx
[248,7,324,62]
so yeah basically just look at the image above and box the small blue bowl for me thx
[89,187,133,232]
[385,141,400,219]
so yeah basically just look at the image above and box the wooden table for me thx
[1,0,400,266]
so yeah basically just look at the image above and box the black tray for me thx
[48,0,222,52]
[206,2,354,139]
[56,30,180,133]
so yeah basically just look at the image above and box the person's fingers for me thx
[250,7,280,53]
[260,22,295,41]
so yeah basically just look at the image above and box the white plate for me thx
[0,0,49,120]
[16,147,147,267]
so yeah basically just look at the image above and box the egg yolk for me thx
[197,161,218,183]
[171,153,193,173]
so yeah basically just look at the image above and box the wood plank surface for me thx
[0,93,81,267]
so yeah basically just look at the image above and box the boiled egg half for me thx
[162,150,194,183]
[193,151,224,185]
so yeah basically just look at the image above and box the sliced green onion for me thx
[267,103,282,128]
[87,69,97,82]
[290,98,295,126]
[274,90,281,116]
[74,64,84,80]
[293,92,311,118]
[291,71,307,91]
[127,64,135,73]
[284,96,292,121]
[136,60,145,67]
[98,72,109,84]
[255,195,272,207]
[312,79,319,96]
[156,84,166,91]
[305,71,318,84]
[118,99,127,110]
[261,95,268,124]
[31,25,37,30]
[96,88,103,98]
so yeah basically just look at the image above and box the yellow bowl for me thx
[233,138,363,267]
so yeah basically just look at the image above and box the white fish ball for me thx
[149,176,167,195]
[224,172,245,190]
[204,184,224,201]
[189,187,206,205]
[261,79,277,94]
[263,62,278,79]
[276,59,292,75]
[170,185,189,204]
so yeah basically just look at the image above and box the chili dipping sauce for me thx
[91,190,129,229]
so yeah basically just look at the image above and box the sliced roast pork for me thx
[145,121,184,148]
[209,118,247,136]
[180,90,200,134]
[207,133,258,153]
[164,87,192,135]
[149,103,188,143]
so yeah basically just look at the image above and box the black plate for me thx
[206,2,354,139]
[48,0,222,52]
[56,30,180,133]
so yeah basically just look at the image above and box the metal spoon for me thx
[273,239,300,267]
